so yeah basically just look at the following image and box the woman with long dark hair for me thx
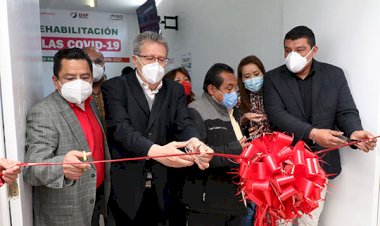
[238,55,271,139]
[237,55,272,226]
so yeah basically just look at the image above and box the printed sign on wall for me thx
[40,9,129,63]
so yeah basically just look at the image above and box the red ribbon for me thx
[13,132,377,224]
[239,132,327,226]
[0,172,4,187]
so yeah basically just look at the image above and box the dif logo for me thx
[70,12,88,19]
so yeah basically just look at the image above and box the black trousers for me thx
[92,183,106,226]
[109,187,168,226]
[187,211,242,226]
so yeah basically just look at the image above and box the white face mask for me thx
[285,47,314,73]
[92,63,104,82]
[136,57,165,84]
[58,79,92,104]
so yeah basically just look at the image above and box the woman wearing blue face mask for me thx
[237,55,272,226]
[238,55,272,139]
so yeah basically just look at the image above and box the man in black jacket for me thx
[183,63,249,226]
[102,31,212,226]
[263,25,376,226]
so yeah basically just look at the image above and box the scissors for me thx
[336,135,357,142]
[82,151,88,162]
[184,145,203,162]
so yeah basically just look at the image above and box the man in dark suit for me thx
[102,31,213,226]
[263,26,376,226]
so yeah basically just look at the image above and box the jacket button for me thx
[91,174,96,178]
[148,132,152,136]
[90,199,95,204]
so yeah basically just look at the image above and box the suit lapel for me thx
[311,61,323,112]
[90,100,106,135]
[282,70,306,117]
[128,74,150,116]
[52,91,89,153]
[147,82,166,131]
[90,100,110,168]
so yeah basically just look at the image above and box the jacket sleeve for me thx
[334,68,363,136]
[188,108,241,168]
[23,106,69,188]
[101,77,154,157]
[263,73,314,141]
[173,85,200,141]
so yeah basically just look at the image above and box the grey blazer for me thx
[23,91,111,226]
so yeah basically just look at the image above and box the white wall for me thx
[0,0,43,225]
[158,0,283,96]
[124,13,140,72]
[158,0,380,225]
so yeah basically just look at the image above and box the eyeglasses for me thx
[136,55,169,65]
[91,58,105,66]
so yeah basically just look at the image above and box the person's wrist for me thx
[189,137,200,144]
[309,128,318,144]
[147,144,161,157]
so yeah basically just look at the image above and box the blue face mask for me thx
[216,90,238,109]
[243,76,264,92]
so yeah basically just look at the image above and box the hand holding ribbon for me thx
[63,151,91,180]
[309,128,346,148]
[148,141,196,168]
[350,130,377,152]
[0,158,21,187]
[186,137,213,170]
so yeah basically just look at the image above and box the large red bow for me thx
[239,132,327,226]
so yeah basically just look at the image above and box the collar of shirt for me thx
[68,96,92,111]
[203,92,229,118]
[228,108,234,116]
[135,71,163,97]
[287,59,316,80]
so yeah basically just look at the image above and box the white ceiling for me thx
[39,0,147,13]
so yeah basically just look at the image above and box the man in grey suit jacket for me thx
[23,48,111,226]
[263,26,376,226]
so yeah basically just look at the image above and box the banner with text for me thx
[40,9,129,63]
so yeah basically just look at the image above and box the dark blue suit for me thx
[102,71,199,222]
[263,60,363,178]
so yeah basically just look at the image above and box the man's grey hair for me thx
[133,31,169,56]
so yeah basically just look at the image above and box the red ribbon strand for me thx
[11,132,377,224]
[0,172,4,187]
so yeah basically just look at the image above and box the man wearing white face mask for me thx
[102,31,213,226]
[263,26,376,226]
[24,48,111,226]
[83,47,107,130]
